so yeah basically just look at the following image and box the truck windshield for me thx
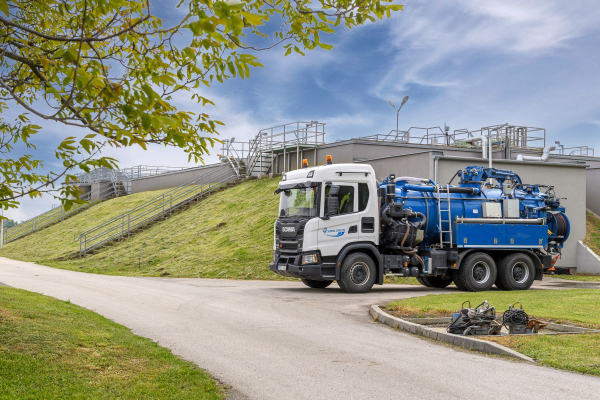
[279,186,319,218]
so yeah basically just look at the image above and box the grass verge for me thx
[386,289,600,376]
[549,274,600,282]
[0,286,223,399]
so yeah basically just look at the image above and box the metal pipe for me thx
[456,217,544,225]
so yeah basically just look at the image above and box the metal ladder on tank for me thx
[437,185,453,248]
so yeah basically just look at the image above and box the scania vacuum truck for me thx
[269,158,570,293]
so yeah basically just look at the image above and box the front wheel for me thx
[454,252,497,292]
[495,253,535,290]
[417,276,452,288]
[301,279,333,289]
[337,252,376,293]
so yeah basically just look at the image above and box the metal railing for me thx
[357,124,548,150]
[554,145,595,157]
[3,184,122,244]
[74,165,187,195]
[75,165,239,256]
[358,126,475,146]
[220,121,326,176]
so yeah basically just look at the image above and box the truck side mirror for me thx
[324,185,340,219]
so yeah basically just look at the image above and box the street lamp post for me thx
[388,96,409,135]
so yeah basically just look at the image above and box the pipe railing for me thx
[3,184,121,244]
[75,165,238,256]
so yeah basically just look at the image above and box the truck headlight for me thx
[301,253,319,265]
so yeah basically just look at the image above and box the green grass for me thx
[1,188,171,262]
[585,210,600,255]
[550,274,600,282]
[0,287,223,399]
[1,178,285,280]
[386,289,600,376]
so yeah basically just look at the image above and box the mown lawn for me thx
[386,289,600,376]
[550,274,600,282]
[0,287,223,399]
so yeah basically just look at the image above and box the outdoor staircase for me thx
[220,121,326,177]
[3,184,123,245]
[75,164,240,256]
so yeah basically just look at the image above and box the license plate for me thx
[277,264,287,271]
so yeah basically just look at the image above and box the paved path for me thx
[1,257,599,400]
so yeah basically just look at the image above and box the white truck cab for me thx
[270,163,381,292]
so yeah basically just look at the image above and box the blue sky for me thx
[6,0,600,220]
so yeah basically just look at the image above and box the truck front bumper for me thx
[269,260,337,281]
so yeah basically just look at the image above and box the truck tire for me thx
[301,279,333,289]
[416,276,432,287]
[454,252,497,292]
[417,276,452,288]
[337,252,377,293]
[495,253,535,290]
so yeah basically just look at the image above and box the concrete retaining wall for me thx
[576,241,600,274]
[130,162,233,193]
[587,168,600,216]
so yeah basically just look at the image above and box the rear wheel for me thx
[454,252,497,292]
[301,279,333,289]
[416,276,432,287]
[495,253,535,290]
[337,252,376,293]
[417,276,452,288]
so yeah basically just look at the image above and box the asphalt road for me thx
[1,257,599,400]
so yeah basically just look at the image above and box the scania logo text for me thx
[282,226,296,233]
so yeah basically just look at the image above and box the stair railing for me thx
[75,165,238,256]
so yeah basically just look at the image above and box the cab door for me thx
[318,183,360,257]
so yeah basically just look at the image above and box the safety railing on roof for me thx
[553,145,595,157]
[358,126,475,146]
[75,164,239,256]
[357,124,548,150]
[3,184,122,244]
[220,121,326,176]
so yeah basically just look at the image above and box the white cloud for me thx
[375,0,600,96]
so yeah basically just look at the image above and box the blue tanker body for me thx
[377,166,569,291]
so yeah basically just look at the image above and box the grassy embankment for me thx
[387,289,600,376]
[1,178,282,279]
[0,287,223,399]
[2,177,415,283]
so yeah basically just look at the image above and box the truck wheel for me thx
[426,276,453,288]
[301,279,333,289]
[337,253,376,293]
[417,276,452,288]
[455,252,497,292]
[416,277,432,287]
[495,253,535,290]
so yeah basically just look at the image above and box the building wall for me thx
[357,151,434,180]
[587,168,600,216]
[130,163,233,193]
[434,157,586,267]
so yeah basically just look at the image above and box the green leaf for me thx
[141,114,151,130]
[0,0,8,16]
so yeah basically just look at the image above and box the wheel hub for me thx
[472,262,490,283]
[349,262,370,285]
[512,262,529,284]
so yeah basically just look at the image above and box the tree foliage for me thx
[0,0,403,213]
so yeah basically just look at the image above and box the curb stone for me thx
[370,305,535,363]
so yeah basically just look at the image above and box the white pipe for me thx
[394,176,430,184]
[516,146,556,162]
